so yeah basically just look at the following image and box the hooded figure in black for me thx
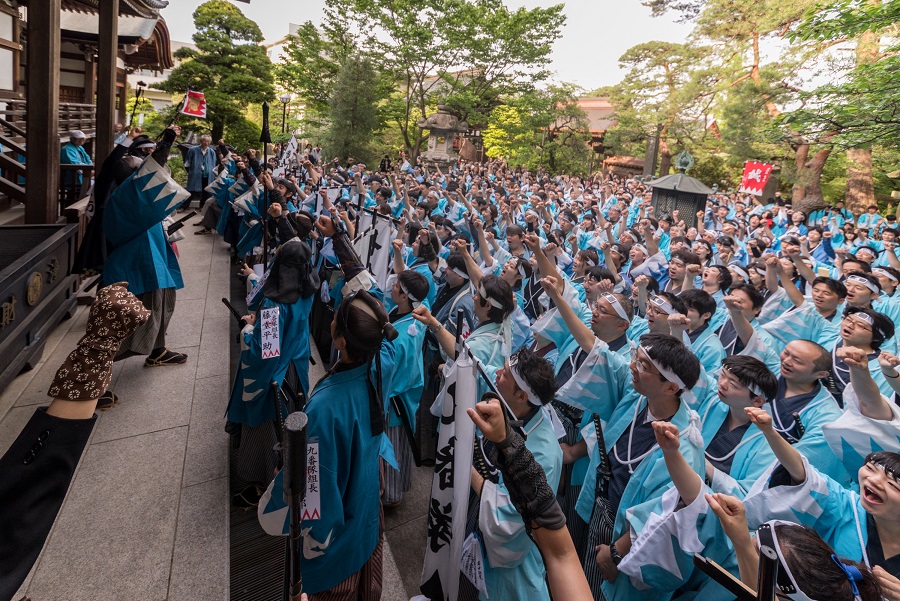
[226,239,319,500]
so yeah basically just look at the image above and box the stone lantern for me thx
[646,151,714,230]
[417,105,469,167]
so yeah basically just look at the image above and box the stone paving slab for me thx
[25,426,188,601]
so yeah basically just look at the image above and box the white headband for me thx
[722,366,765,398]
[632,244,648,256]
[451,267,469,280]
[639,344,686,390]
[648,294,675,315]
[756,521,820,601]
[730,265,750,281]
[850,311,875,327]
[847,274,879,293]
[478,283,504,309]
[873,268,898,283]
[601,293,630,321]
[509,356,539,407]
[399,280,421,308]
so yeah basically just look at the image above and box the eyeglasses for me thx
[842,315,873,331]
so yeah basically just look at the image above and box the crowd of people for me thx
[4,122,899,601]
[201,142,900,601]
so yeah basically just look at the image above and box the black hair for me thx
[643,275,661,295]
[866,451,900,481]
[506,224,525,237]
[844,307,895,351]
[334,290,397,361]
[397,269,430,306]
[721,355,778,401]
[416,229,440,263]
[671,248,702,266]
[576,248,600,267]
[777,524,882,601]
[843,260,872,273]
[512,348,558,406]
[671,236,690,247]
[375,186,392,201]
[657,291,687,316]
[639,332,701,391]
[729,283,765,310]
[875,266,900,283]
[586,265,616,283]
[846,270,881,292]
[679,289,717,323]
[480,274,516,322]
[445,251,467,276]
[812,276,847,299]
[708,265,733,290]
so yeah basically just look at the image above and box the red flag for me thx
[708,120,722,140]
[739,161,774,196]
[180,90,207,118]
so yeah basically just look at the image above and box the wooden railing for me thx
[0,100,98,214]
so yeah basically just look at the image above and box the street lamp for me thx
[279,93,292,133]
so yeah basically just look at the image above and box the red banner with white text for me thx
[738,161,774,196]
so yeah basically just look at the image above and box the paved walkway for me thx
[0,222,431,600]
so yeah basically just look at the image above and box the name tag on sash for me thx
[246,266,271,306]
[260,307,280,359]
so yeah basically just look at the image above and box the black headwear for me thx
[128,135,156,156]
[261,240,319,304]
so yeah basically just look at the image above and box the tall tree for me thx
[322,57,383,165]
[273,20,357,118]
[783,0,900,212]
[483,84,592,173]
[154,1,274,141]
[327,0,565,158]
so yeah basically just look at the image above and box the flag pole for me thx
[260,101,273,270]
[158,86,192,140]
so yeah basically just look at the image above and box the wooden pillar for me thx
[83,57,96,105]
[95,0,119,167]
[25,0,61,224]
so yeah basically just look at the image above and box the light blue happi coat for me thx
[226,293,313,428]
[761,295,841,351]
[478,409,563,600]
[386,312,426,430]
[688,326,726,376]
[102,156,189,295]
[697,395,774,497]
[256,352,396,594]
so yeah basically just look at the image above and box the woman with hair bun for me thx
[258,213,400,599]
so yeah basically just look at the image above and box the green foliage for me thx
[483,84,592,173]
[324,0,565,157]
[274,21,356,117]
[225,118,262,154]
[168,154,189,188]
[322,57,383,165]
[153,0,273,141]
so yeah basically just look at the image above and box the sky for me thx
[161,0,694,92]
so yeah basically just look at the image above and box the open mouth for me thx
[863,485,884,505]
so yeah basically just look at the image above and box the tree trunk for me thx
[211,120,224,144]
[794,147,832,216]
[845,147,874,213]
[844,23,879,212]
[658,138,672,177]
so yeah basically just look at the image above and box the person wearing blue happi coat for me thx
[60,130,92,197]
[544,279,705,601]
[257,290,399,597]
[226,240,318,486]
[382,270,429,506]
[473,350,563,601]
[103,127,190,365]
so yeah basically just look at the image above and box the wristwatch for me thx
[609,542,623,566]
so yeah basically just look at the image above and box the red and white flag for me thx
[738,161,774,196]
[180,90,207,118]
[708,120,722,140]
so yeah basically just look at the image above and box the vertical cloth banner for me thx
[352,212,397,290]
[738,161,774,196]
[180,90,207,119]
[419,348,479,601]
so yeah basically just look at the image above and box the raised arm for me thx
[877,352,900,397]
[541,276,595,353]
[524,234,563,294]
[766,256,803,307]
[451,239,484,289]
[723,294,755,347]
[839,347,894,421]
[653,422,703,505]
[746,407,806,482]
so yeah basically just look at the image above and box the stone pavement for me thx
[0,218,431,600]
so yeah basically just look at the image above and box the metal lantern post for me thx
[279,93,292,134]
